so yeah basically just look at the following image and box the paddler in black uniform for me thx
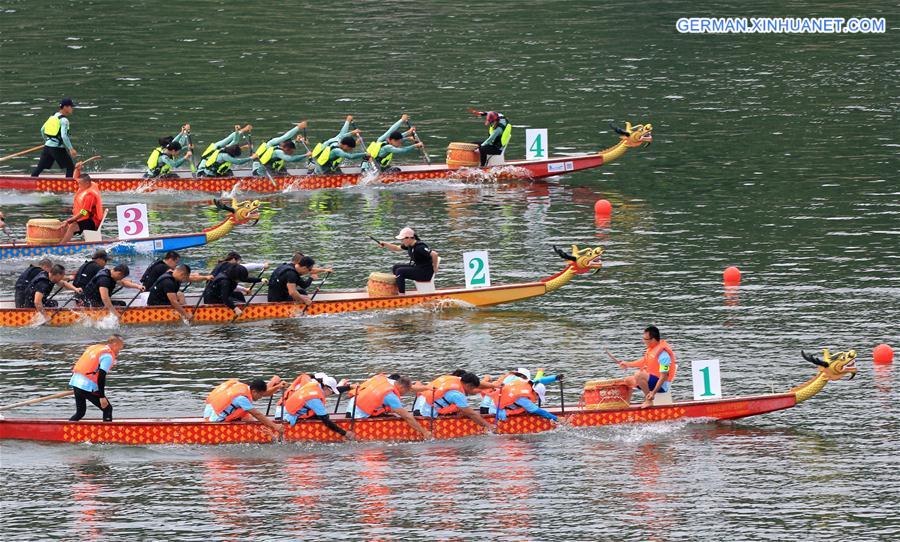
[377,227,440,294]
[16,264,80,320]
[147,264,193,322]
[81,264,145,318]
[203,263,267,318]
[14,258,52,307]
[267,253,333,304]
[139,250,212,291]
[72,249,109,289]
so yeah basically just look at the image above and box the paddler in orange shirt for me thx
[606,325,677,408]
[60,161,103,243]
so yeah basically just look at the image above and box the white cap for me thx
[320,375,340,395]
[395,227,416,240]
[516,368,532,381]
[533,382,547,403]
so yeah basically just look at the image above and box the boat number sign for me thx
[116,203,150,240]
[463,250,491,289]
[525,128,548,160]
[691,359,722,400]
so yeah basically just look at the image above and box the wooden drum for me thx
[26,219,65,245]
[446,142,480,168]
[581,378,633,410]
[367,272,399,297]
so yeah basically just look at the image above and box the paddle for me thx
[429,386,436,435]
[559,376,565,415]
[187,133,198,176]
[405,118,431,164]
[0,144,43,163]
[0,390,74,412]
[229,267,268,324]
[351,122,376,169]
[299,271,331,316]
[249,133,278,188]
[41,295,78,326]
[76,155,103,170]
[369,235,383,247]
[116,289,145,320]
[493,383,504,433]
[46,285,63,302]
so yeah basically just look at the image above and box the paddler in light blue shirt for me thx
[480,368,560,421]
[196,124,255,177]
[362,114,423,174]
[251,121,311,177]
[309,115,368,174]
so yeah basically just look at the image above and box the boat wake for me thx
[448,165,532,183]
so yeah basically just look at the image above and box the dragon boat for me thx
[0,350,857,445]
[0,198,260,261]
[0,245,603,327]
[0,123,652,194]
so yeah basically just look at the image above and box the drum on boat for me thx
[367,272,399,297]
[446,142,480,168]
[25,219,65,245]
[581,378,633,410]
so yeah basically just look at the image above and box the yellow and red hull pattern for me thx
[0,393,799,445]
[0,283,548,327]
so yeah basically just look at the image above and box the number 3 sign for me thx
[116,203,150,240]
[463,251,491,289]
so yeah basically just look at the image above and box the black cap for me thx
[59,98,74,108]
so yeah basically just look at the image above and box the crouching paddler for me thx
[68,334,124,422]
[203,377,285,437]
[276,373,355,440]
[412,371,494,432]
[345,373,432,440]
[484,372,563,423]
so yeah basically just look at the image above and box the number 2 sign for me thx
[116,203,150,240]
[463,251,491,289]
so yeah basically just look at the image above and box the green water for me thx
[1,1,898,540]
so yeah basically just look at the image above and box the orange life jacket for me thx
[71,344,115,386]
[278,374,313,407]
[418,375,466,415]
[72,182,103,225]
[352,374,401,417]
[642,339,677,382]
[205,379,254,422]
[283,380,326,419]
[489,378,537,417]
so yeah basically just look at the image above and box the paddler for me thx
[479,368,559,413]
[14,258,53,308]
[277,373,355,440]
[267,253,332,304]
[59,161,104,244]
[376,227,439,294]
[473,110,512,166]
[309,115,368,174]
[203,262,268,318]
[196,124,255,177]
[145,124,193,178]
[412,371,494,431]
[362,114,423,174]
[345,373,433,440]
[203,377,286,437]
[81,264,145,316]
[146,264,194,322]
[71,249,109,290]
[484,371,562,422]
[139,250,212,291]
[15,263,81,319]
[68,334,124,422]
[31,98,78,177]
[250,121,310,177]
[607,325,676,408]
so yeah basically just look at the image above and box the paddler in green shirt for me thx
[196,124,255,177]
[251,121,310,177]
[145,124,193,178]
[362,114,423,173]
[309,115,368,174]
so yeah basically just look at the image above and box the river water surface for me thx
[0,1,897,540]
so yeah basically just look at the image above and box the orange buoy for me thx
[594,199,612,216]
[873,343,894,365]
[723,266,741,286]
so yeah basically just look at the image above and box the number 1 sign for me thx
[463,251,491,289]
[691,359,723,400]
[116,203,150,240]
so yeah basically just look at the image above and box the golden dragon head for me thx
[611,122,653,147]
[553,245,603,275]
[214,198,262,225]
[801,349,858,381]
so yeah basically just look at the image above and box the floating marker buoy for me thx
[723,266,742,286]
[594,199,612,216]
[873,343,894,365]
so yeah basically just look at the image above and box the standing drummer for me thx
[376,227,439,294]
[31,98,78,177]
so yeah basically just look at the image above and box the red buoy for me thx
[723,266,741,286]
[594,199,612,216]
[873,343,894,365]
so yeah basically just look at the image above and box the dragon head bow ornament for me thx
[213,198,262,225]
[611,122,653,147]
[540,245,604,292]
[791,348,857,403]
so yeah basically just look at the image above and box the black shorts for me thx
[75,218,97,234]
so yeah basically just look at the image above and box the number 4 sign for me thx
[691,359,723,400]
[116,203,150,240]
[463,250,491,289]
[525,128,548,160]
